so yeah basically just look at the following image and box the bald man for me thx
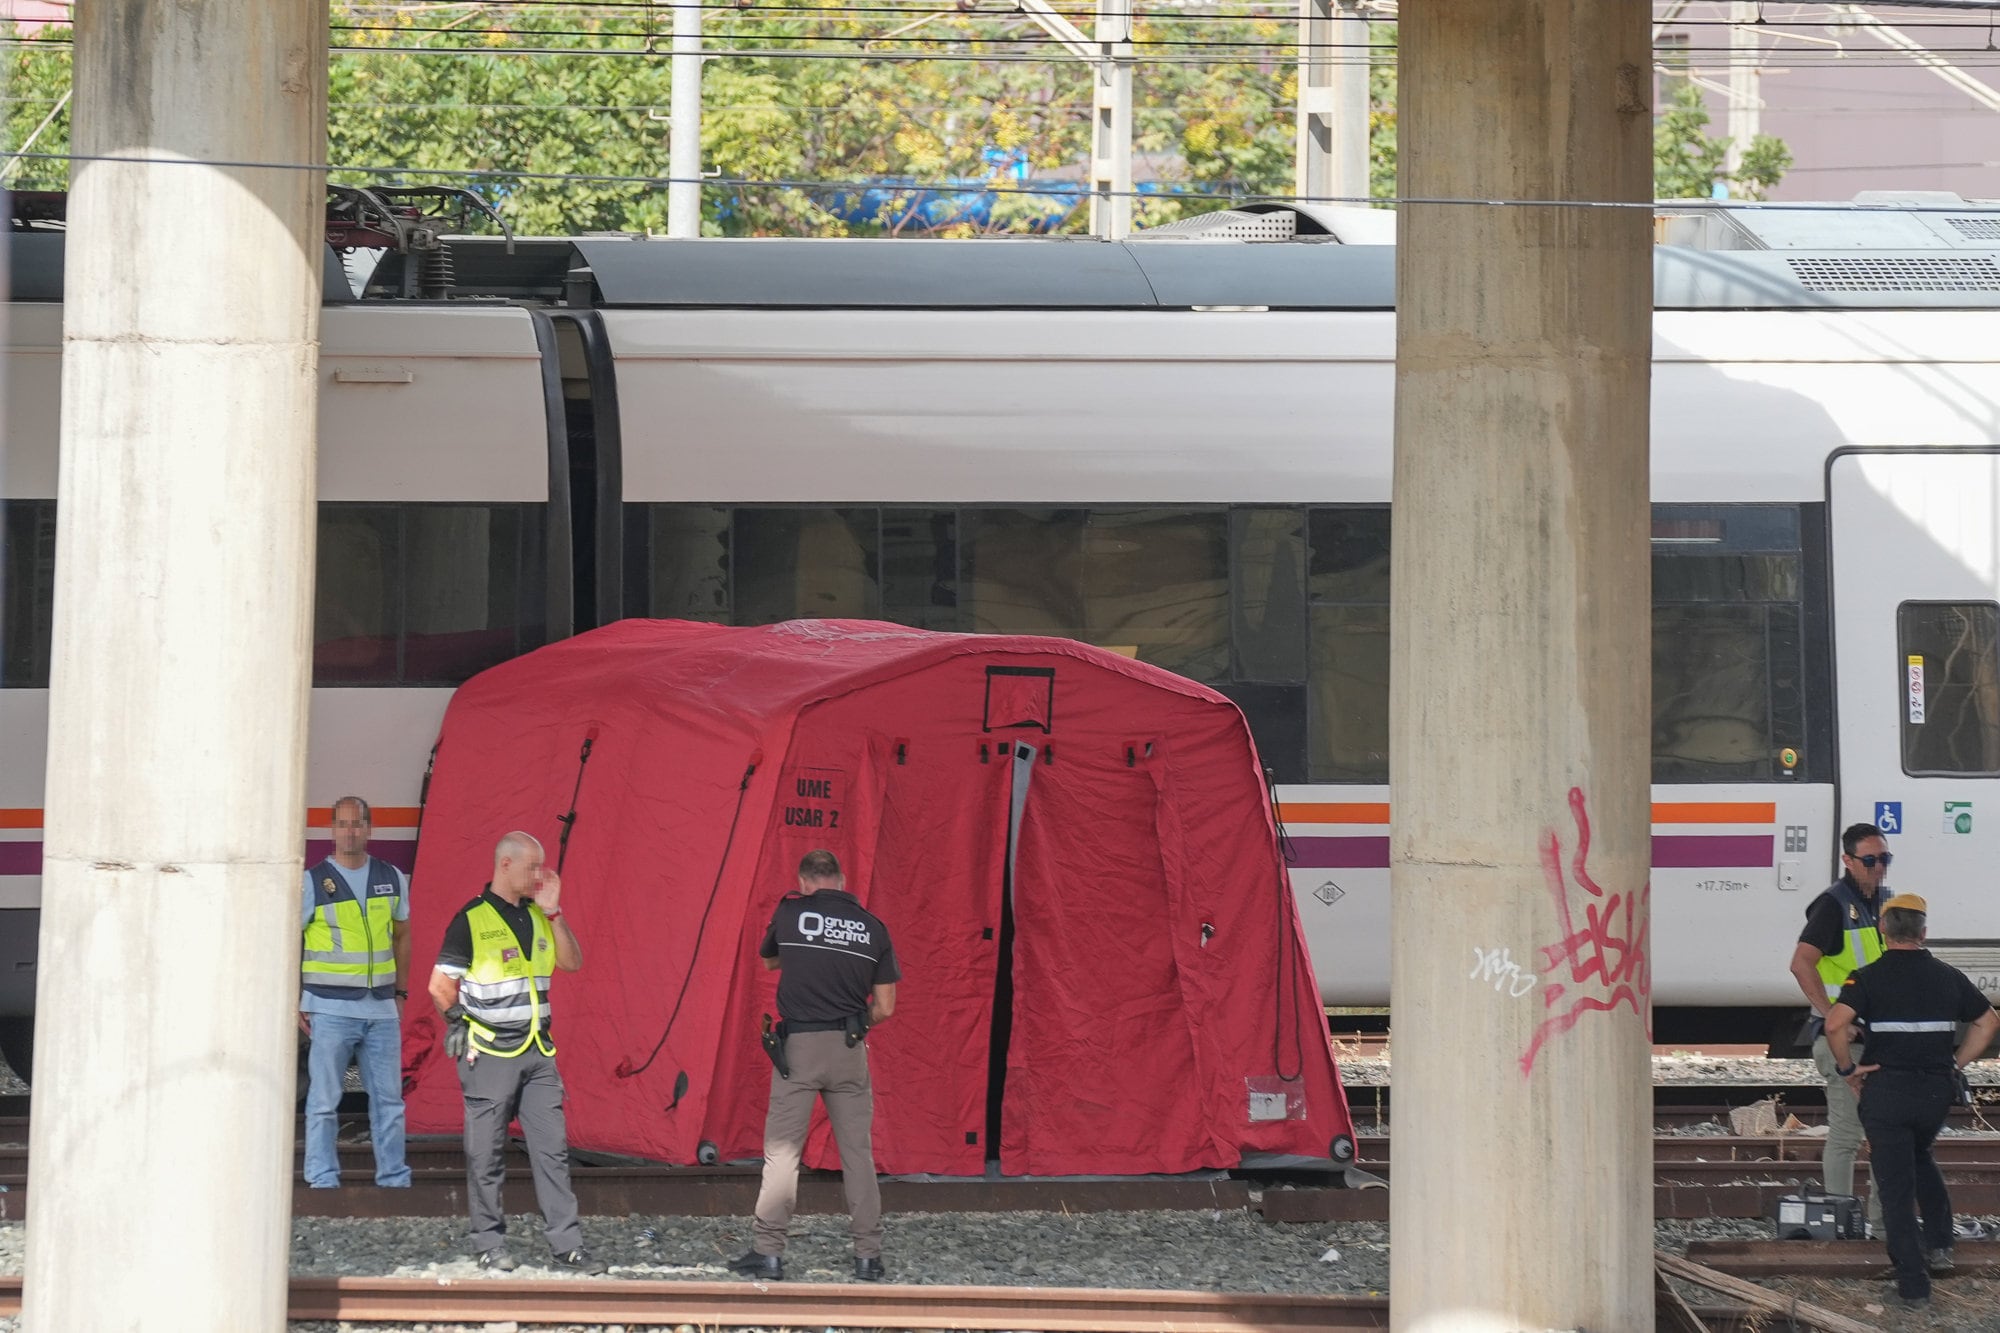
[430,832,605,1275]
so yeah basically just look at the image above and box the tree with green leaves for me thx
[1652,82,1793,202]
[5,6,1791,235]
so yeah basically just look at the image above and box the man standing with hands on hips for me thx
[429,830,606,1275]
[1825,892,1999,1309]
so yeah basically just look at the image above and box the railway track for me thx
[0,1273,1392,1330]
[0,1272,1811,1330]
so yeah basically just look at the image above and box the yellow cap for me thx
[1883,893,1928,914]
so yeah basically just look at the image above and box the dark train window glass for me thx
[315,508,401,683]
[733,508,880,626]
[880,509,959,631]
[1652,604,1774,780]
[1,500,57,689]
[963,508,1229,682]
[1232,509,1307,684]
[963,509,1085,638]
[1900,602,2000,777]
[1214,681,1307,786]
[1305,508,1390,783]
[1651,504,1805,782]
[1084,509,1229,682]
[1308,604,1389,782]
[1308,509,1391,604]
[647,506,731,622]
[313,505,545,687]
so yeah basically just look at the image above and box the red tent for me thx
[400,619,1354,1176]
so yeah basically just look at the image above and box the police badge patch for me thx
[321,877,337,896]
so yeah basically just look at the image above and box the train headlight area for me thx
[9,187,2000,1069]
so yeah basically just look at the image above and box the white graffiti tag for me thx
[1471,946,1538,999]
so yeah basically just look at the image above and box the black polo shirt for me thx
[760,888,900,1026]
[1836,949,1994,1072]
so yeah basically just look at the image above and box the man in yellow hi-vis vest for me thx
[1788,821,1892,1235]
[429,830,605,1274]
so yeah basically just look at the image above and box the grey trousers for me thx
[1814,1033,1884,1227]
[456,1045,584,1255]
[752,1029,883,1259]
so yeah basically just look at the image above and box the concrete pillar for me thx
[1294,0,1370,203]
[1388,3,1652,1331]
[667,0,703,238]
[1088,0,1134,241]
[24,4,326,1330]
[1725,1,1760,183]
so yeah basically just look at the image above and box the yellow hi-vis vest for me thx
[301,858,400,1000]
[1815,878,1885,1001]
[457,899,557,1058]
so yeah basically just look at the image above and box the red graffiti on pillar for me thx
[1518,787,1651,1078]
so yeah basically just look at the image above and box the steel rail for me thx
[1684,1238,2000,1278]
[0,1275,1391,1330]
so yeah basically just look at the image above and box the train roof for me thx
[12,194,2000,312]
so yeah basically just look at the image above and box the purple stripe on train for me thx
[0,841,417,878]
[1286,834,1775,871]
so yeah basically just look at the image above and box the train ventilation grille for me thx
[1136,208,1299,241]
[1932,943,2000,975]
[1945,216,2000,241]
[1786,255,2000,292]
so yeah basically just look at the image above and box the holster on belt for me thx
[844,1010,870,1048]
[761,1013,790,1080]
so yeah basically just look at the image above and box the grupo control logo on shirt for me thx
[799,910,872,946]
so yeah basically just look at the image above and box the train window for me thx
[1651,504,1806,782]
[734,508,880,625]
[1308,604,1390,782]
[1899,602,2000,777]
[1232,509,1307,684]
[964,508,1230,681]
[1,500,57,689]
[1306,508,1390,783]
[313,504,546,686]
[645,506,731,621]
[880,509,959,631]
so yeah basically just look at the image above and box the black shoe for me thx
[476,1248,520,1272]
[1890,1290,1932,1309]
[728,1249,784,1280]
[854,1255,886,1282]
[1928,1247,1956,1274]
[553,1248,608,1276]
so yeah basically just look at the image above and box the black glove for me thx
[443,1004,469,1059]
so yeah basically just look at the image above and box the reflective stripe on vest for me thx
[1869,1020,1957,1033]
[457,899,556,1058]
[302,857,400,1000]
[1814,878,1884,1000]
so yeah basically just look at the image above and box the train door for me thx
[1831,451,2000,993]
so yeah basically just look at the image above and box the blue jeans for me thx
[304,1012,411,1187]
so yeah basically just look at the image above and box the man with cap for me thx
[1786,821,1892,1235]
[729,849,899,1283]
[1825,892,1999,1309]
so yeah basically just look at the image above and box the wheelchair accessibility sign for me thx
[1874,802,1902,834]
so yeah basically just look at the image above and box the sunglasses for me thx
[1848,852,1893,868]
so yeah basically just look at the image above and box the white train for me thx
[7,192,2000,1071]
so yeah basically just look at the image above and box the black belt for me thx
[1871,1065,1954,1077]
[784,1018,854,1034]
